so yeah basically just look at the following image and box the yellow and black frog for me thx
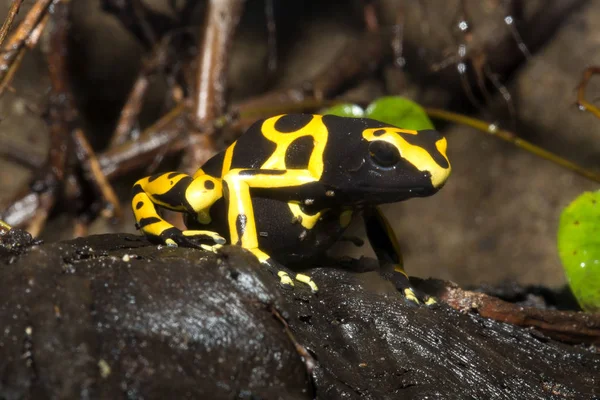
[132,114,450,301]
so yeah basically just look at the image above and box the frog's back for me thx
[200,113,387,178]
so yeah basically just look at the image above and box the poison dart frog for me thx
[132,114,451,302]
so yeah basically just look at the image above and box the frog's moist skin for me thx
[132,114,451,299]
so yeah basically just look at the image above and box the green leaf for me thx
[365,96,435,130]
[557,191,600,312]
[322,103,365,118]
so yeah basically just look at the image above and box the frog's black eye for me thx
[368,140,401,168]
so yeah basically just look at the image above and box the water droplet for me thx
[504,16,514,25]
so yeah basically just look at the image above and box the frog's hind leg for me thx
[222,168,320,292]
[363,206,435,305]
[132,171,225,248]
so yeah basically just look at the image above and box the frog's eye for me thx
[368,140,401,168]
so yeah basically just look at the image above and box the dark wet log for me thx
[0,234,598,398]
[0,234,311,399]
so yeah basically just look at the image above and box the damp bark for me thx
[0,232,597,399]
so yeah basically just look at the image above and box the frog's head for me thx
[355,125,451,203]
[321,115,451,204]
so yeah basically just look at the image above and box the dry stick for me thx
[72,129,122,220]
[576,66,600,120]
[1,94,336,228]
[0,11,51,95]
[438,283,600,345]
[99,103,188,180]
[271,306,316,374]
[26,0,72,237]
[0,0,53,96]
[109,35,177,148]
[193,0,245,126]
[184,0,245,174]
[425,108,600,183]
[2,28,381,228]
[0,0,25,47]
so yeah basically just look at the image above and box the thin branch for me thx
[0,0,25,47]
[25,0,73,236]
[193,0,245,126]
[181,0,245,174]
[109,37,174,147]
[436,282,600,345]
[0,0,53,96]
[425,107,600,183]
[72,129,122,220]
[576,66,600,120]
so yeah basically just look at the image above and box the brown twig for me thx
[576,66,600,120]
[271,306,316,374]
[99,103,188,179]
[109,37,174,147]
[24,0,73,236]
[193,0,245,127]
[0,0,25,47]
[434,282,600,345]
[2,23,385,231]
[179,0,245,174]
[0,0,53,96]
[72,129,122,220]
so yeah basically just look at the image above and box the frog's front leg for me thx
[132,171,225,249]
[363,206,435,305]
[222,168,319,292]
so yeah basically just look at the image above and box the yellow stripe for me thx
[260,115,328,178]
[222,141,236,176]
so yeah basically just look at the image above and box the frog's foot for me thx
[295,273,318,293]
[261,258,318,293]
[390,271,435,306]
[161,228,226,250]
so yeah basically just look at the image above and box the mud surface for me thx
[1,233,597,399]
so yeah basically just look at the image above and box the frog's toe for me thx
[403,288,420,304]
[424,296,437,306]
[164,238,178,247]
[182,230,226,244]
[389,272,434,306]
[277,270,295,289]
[200,243,224,253]
[295,273,318,293]
[160,228,201,249]
[403,287,437,306]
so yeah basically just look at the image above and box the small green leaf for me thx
[322,103,365,118]
[557,191,600,312]
[365,96,435,130]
